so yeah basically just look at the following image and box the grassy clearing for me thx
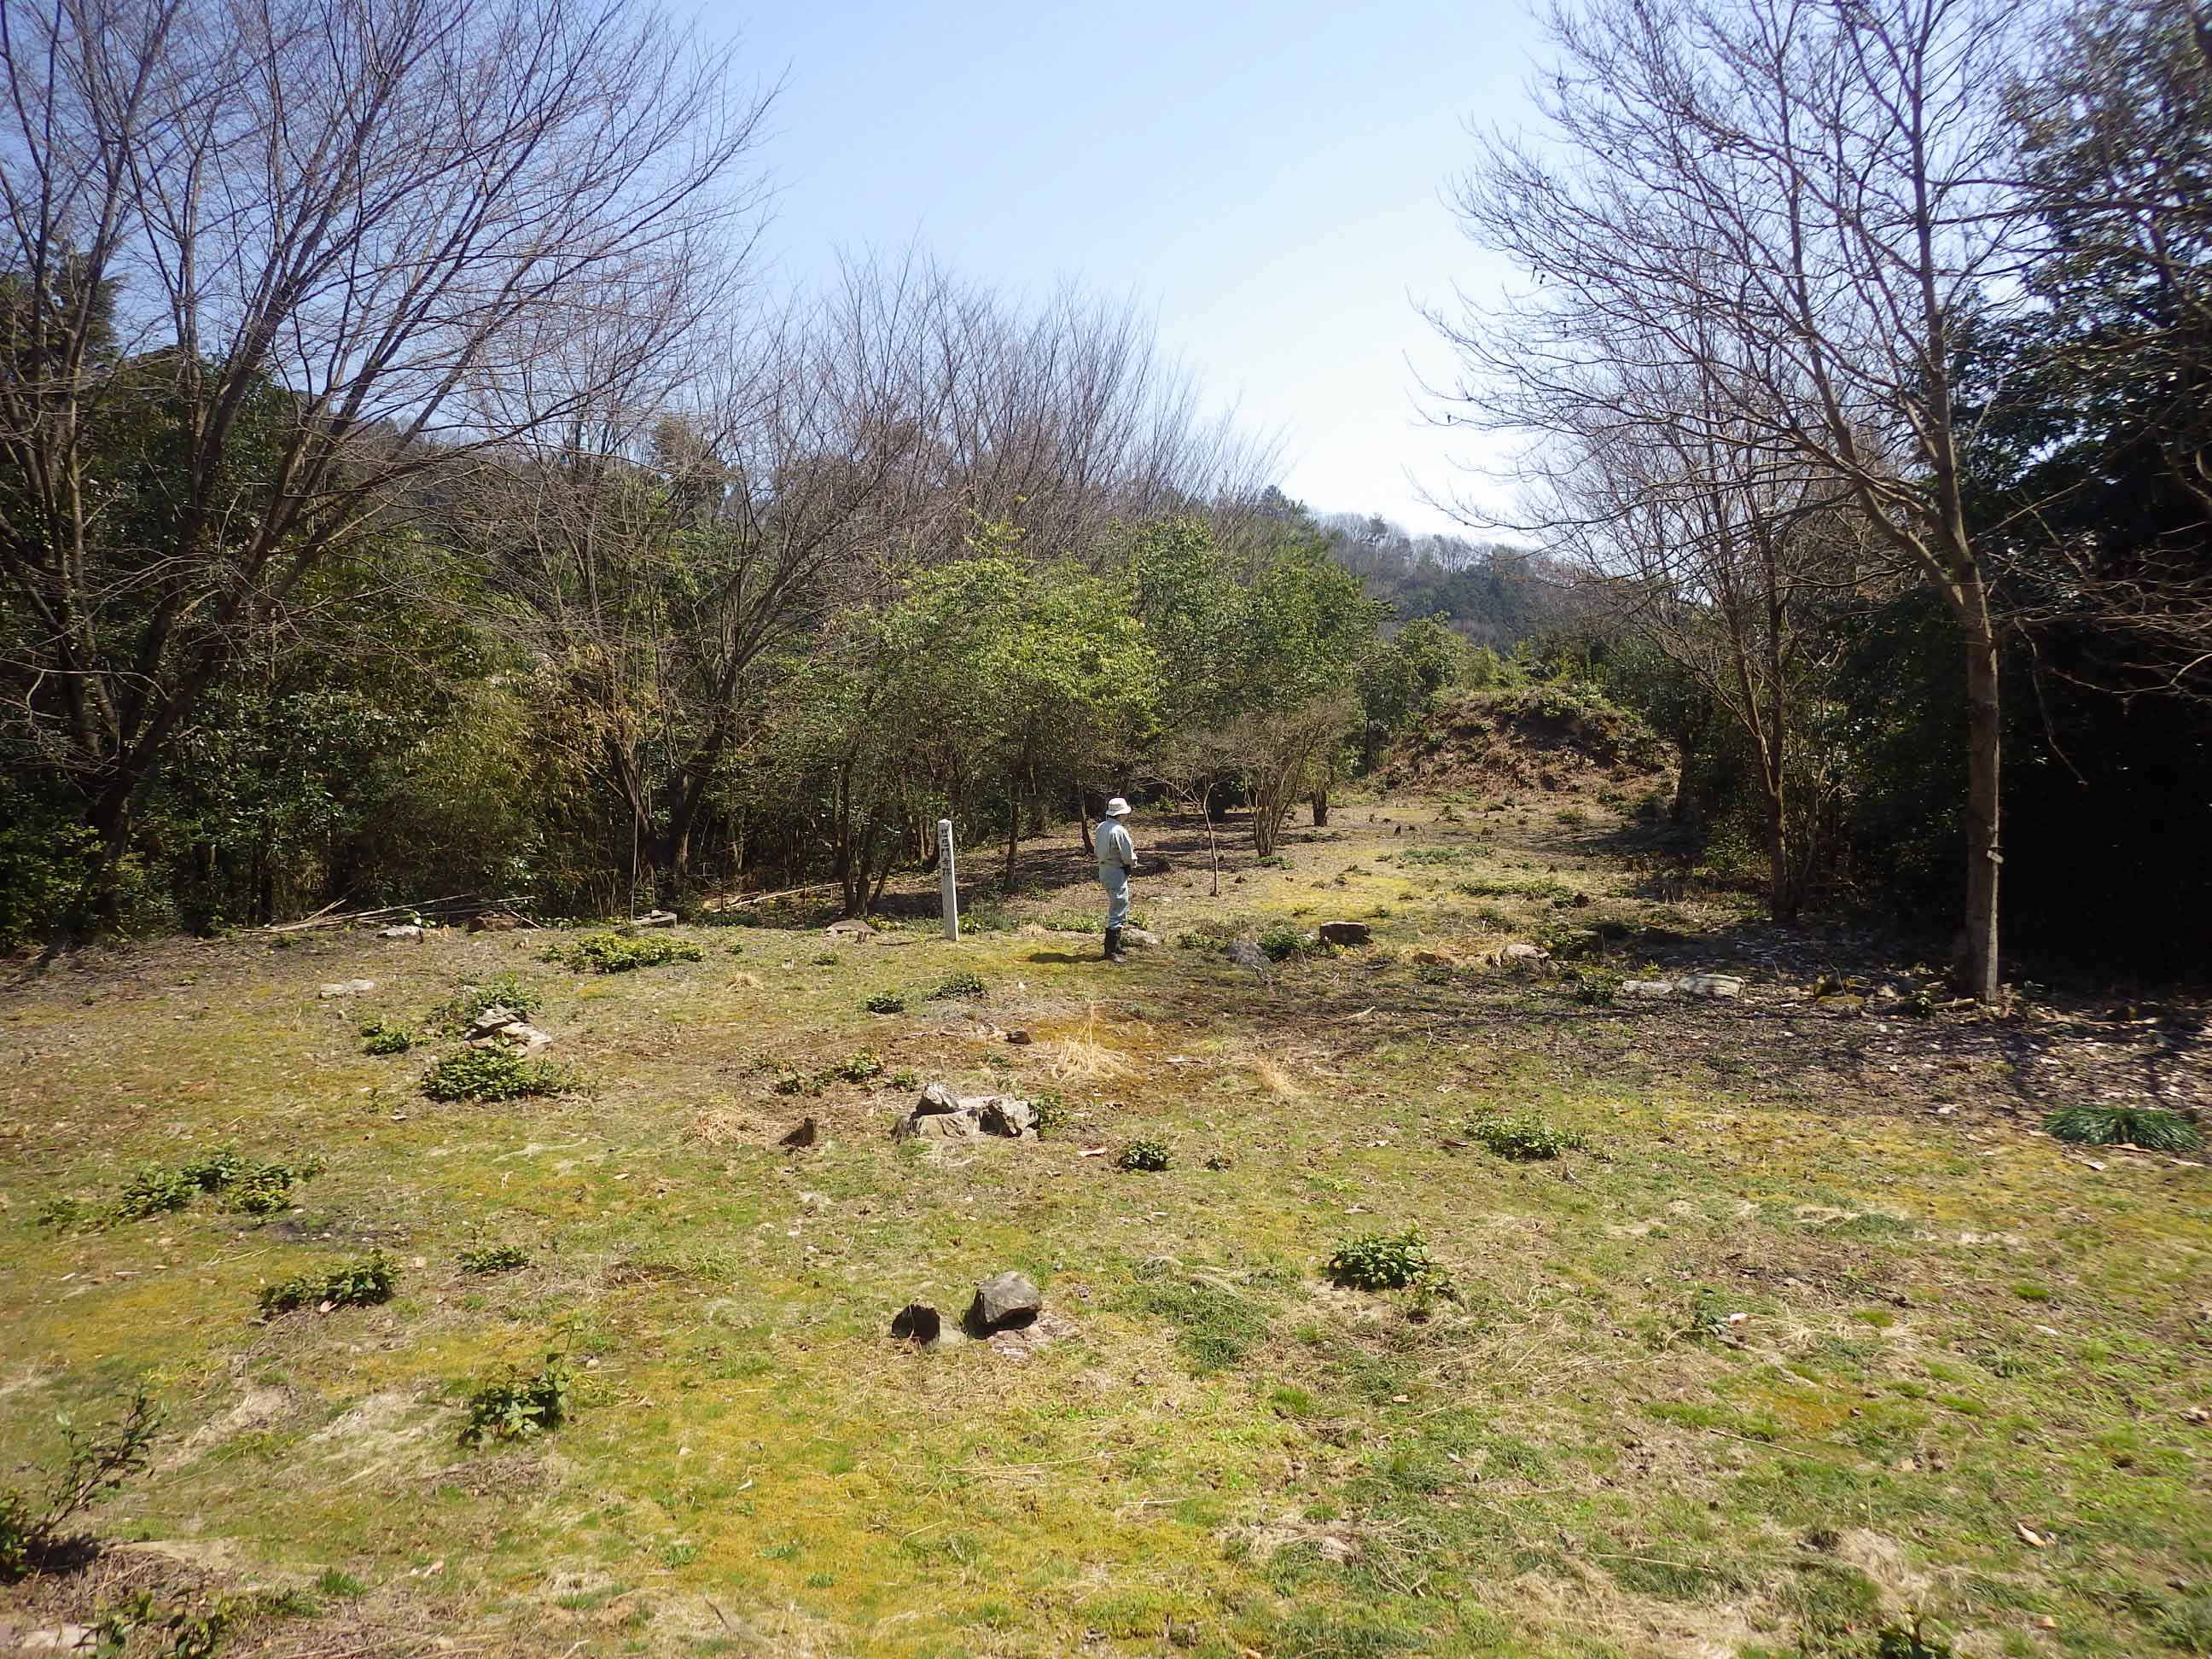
[0,795,2206,1656]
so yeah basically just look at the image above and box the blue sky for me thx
[713,2,1542,534]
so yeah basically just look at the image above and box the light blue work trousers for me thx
[1097,865,1131,930]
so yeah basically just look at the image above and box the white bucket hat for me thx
[1104,796,1132,818]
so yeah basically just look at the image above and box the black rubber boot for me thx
[1103,927,1126,963]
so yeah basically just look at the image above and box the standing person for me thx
[1095,795,1138,962]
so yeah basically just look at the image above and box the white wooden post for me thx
[938,818,959,941]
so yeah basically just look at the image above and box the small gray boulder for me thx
[967,1271,1041,1334]
[976,1097,1037,1139]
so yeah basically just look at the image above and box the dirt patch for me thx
[176,1385,296,1459]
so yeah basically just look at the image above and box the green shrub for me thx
[1566,969,1621,1006]
[459,1353,572,1446]
[358,1018,413,1055]
[421,1050,572,1103]
[824,1049,885,1083]
[458,1244,531,1275]
[928,971,985,1000]
[258,1252,396,1316]
[1176,924,1238,953]
[1468,1114,1586,1160]
[218,1159,324,1217]
[1458,876,1574,902]
[891,1068,920,1091]
[861,991,907,1015]
[113,1167,196,1220]
[1029,1090,1070,1137]
[1256,923,1312,963]
[1117,1137,1170,1172]
[88,1588,311,1656]
[32,1197,90,1231]
[0,1383,160,1582]
[542,933,702,974]
[178,1150,248,1192]
[2044,1105,2202,1152]
[1398,847,1475,867]
[1869,1612,1955,1658]
[1325,1226,1453,1298]
[108,1151,323,1224]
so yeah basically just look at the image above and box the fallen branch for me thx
[262,894,537,932]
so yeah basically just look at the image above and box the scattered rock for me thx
[976,1097,1037,1138]
[1318,922,1372,946]
[377,923,424,940]
[893,1083,1039,1141]
[779,1116,818,1150]
[498,1024,554,1057]
[637,909,678,928]
[1621,979,1675,998]
[1121,927,1161,948]
[1226,940,1272,975]
[469,912,523,932]
[967,1271,1042,1334]
[15,1624,96,1652]
[1407,948,1452,967]
[1005,1028,1033,1045]
[890,1303,940,1345]
[824,917,876,941]
[914,1082,964,1116]
[894,1106,980,1143]
[318,979,376,998]
[464,1005,552,1055]
[1679,973,1745,999]
[465,1005,526,1039]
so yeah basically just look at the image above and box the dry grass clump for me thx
[687,1107,756,1145]
[1048,1006,1137,1083]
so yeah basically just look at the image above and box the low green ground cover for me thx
[0,794,2203,1657]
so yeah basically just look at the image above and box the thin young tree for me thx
[0,0,772,917]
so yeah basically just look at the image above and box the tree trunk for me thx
[85,781,138,930]
[1959,590,2003,1003]
[1761,784,1796,924]
[1004,790,1021,890]
[1310,788,1330,828]
[1669,733,1697,823]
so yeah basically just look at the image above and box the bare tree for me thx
[0,0,772,913]
[1530,355,1871,919]
[1437,0,2033,998]
[460,252,953,898]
